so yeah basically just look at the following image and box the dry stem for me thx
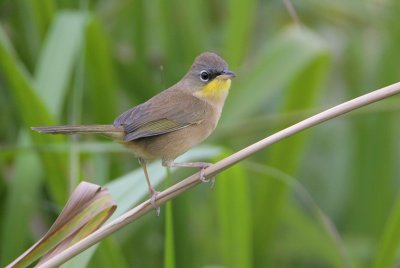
[37,82,400,268]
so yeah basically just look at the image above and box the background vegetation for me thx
[1,0,400,267]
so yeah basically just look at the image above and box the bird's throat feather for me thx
[195,79,231,101]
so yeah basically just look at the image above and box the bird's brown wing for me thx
[113,90,208,142]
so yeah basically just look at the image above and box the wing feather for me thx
[113,89,208,141]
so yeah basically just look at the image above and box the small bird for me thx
[32,52,235,211]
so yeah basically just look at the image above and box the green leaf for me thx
[0,133,42,267]
[215,156,252,268]
[84,16,117,122]
[35,11,88,118]
[156,0,201,83]
[372,193,400,268]
[223,0,257,68]
[12,0,55,69]
[0,26,68,204]
[0,27,54,127]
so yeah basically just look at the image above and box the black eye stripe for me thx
[209,72,219,79]
[199,70,222,81]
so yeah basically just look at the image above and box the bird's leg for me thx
[138,158,160,215]
[162,160,214,184]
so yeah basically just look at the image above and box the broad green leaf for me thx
[372,193,400,268]
[0,26,68,204]
[215,155,252,268]
[84,17,117,123]
[223,0,257,68]
[0,133,42,267]
[12,0,55,69]
[0,27,54,128]
[156,0,201,83]
[118,0,160,100]
[35,11,88,118]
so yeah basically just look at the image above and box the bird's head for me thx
[183,52,236,103]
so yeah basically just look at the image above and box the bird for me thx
[32,52,235,212]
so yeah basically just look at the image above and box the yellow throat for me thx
[195,78,231,101]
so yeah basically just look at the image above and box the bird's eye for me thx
[200,70,210,82]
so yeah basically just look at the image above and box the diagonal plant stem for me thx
[37,82,400,268]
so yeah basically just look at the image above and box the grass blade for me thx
[0,26,68,203]
[372,193,400,268]
[84,16,117,122]
[223,0,256,68]
[35,11,88,118]
[216,157,252,267]
[0,133,42,267]
[12,0,55,69]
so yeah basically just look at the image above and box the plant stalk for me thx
[37,82,400,268]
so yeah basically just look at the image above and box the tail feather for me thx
[31,124,124,139]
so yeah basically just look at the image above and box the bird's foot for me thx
[198,163,215,188]
[198,163,212,182]
[149,187,160,216]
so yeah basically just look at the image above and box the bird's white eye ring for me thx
[200,70,210,82]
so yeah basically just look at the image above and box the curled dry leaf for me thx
[7,181,117,268]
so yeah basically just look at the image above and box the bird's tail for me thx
[31,124,124,140]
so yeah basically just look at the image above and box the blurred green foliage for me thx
[1,0,400,267]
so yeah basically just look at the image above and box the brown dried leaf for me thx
[7,182,116,268]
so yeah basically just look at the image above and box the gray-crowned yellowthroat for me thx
[32,52,235,210]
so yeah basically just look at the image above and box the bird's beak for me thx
[217,70,236,80]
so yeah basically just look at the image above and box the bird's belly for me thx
[124,121,216,161]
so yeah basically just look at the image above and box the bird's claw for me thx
[198,163,215,188]
[199,167,209,182]
[149,188,160,216]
